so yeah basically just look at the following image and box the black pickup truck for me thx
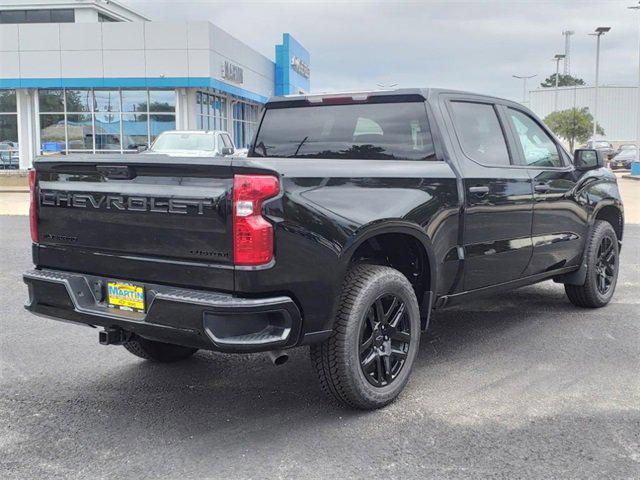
[24,89,624,409]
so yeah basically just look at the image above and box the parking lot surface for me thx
[1,216,639,479]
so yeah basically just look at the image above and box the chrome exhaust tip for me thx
[267,349,289,366]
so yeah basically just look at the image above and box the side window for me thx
[506,109,562,168]
[449,101,510,166]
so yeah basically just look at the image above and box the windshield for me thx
[151,133,215,152]
[251,102,435,160]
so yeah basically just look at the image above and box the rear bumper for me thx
[23,269,302,353]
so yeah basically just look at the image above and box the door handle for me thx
[534,184,550,193]
[469,185,489,196]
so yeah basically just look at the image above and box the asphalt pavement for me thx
[1,216,639,479]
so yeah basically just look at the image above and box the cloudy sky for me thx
[126,0,638,101]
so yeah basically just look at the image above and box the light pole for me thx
[589,26,611,142]
[553,54,566,111]
[512,74,536,104]
[629,2,640,164]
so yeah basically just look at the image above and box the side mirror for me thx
[136,145,148,152]
[574,148,603,171]
[221,146,234,156]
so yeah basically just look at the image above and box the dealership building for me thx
[0,0,311,169]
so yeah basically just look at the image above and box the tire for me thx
[310,264,421,410]
[565,220,619,308]
[123,335,198,362]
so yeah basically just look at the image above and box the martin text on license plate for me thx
[107,281,145,312]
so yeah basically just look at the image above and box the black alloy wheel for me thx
[594,235,616,295]
[359,295,411,387]
[565,220,619,308]
[310,264,421,409]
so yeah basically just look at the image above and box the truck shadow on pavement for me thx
[70,282,588,421]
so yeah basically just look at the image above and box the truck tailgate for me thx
[33,154,234,291]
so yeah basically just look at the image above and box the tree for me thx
[540,74,585,88]
[544,108,604,152]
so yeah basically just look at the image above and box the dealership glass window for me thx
[149,114,176,143]
[37,88,176,155]
[196,91,227,132]
[39,89,64,112]
[122,113,149,149]
[149,90,176,111]
[51,9,75,23]
[0,9,74,24]
[66,114,93,150]
[94,113,121,150]
[65,90,92,112]
[98,13,118,22]
[25,9,51,23]
[39,114,65,153]
[93,90,120,112]
[233,101,259,149]
[0,90,19,169]
[122,90,148,113]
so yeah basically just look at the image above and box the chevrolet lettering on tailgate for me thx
[40,191,214,215]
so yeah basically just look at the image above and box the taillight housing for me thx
[233,174,280,266]
[28,169,38,243]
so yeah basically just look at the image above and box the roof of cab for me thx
[265,88,511,107]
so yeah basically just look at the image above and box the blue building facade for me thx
[275,34,311,96]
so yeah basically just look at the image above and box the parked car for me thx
[610,147,637,169]
[612,143,637,158]
[143,130,236,157]
[24,88,624,410]
[584,140,616,160]
[0,142,19,169]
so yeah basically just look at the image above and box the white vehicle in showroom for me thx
[143,130,236,157]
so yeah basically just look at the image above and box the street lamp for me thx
[629,2,640,164]
[589,26,611,141]
[512,74,536,104]
[553,54,566,111]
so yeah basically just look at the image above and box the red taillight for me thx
[233,174,280,266]
[28,169,38,243]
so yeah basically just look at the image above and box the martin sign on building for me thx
[221,61,244,84]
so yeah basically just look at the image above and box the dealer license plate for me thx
[107,281,145,312]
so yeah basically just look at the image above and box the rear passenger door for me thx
[445,97,534,291]
[502,107,587,275]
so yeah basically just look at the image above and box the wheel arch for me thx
[339,221,437,317]
[592,202,624,244]
[557,200,624,286]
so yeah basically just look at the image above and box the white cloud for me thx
[126,0,639,100]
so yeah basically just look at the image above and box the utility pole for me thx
[512,74,536,104]
[589,27,611,141]
[562,30,575,75]
[629,2,640,164]
[553,54,566,111]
